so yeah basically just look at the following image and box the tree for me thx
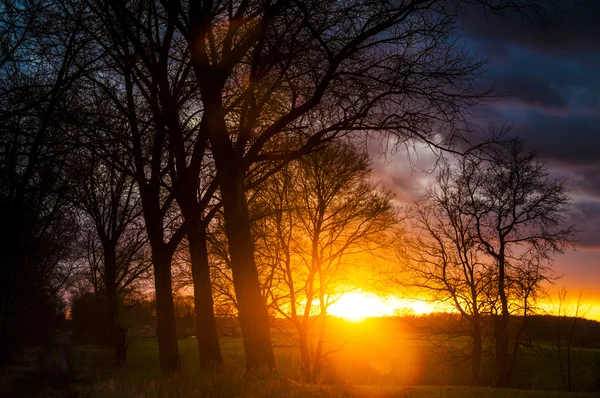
[65,0,563,372]
[0,0,86,365]
[74,0,223,370]
[156,0,563,372]
[69,146,150,363]
[553,288,587,392]
[450,139,575,386]
[255,141,397,380]
[400,167,494,385]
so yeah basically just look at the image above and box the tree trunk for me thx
[472,321,482,385]
[152,249,180,371]
[116,326,127,363]
[104,248,126,364]
[0,289,9,368]
[187,227,222,368]
[313,312,327,381]
[201,85,274,372]
[496,256,510,387]
[218,165,275,371]
[297,325,311,381]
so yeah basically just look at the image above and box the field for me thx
[80,318,600,397]
[3,317,599,397]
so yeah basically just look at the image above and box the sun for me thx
[328,292,392,322]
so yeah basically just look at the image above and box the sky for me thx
[371,1,600,319]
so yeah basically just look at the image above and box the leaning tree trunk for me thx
[216,162,275,371]
[187,226,222,368]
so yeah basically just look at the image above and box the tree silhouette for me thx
[0,0,86,365]
[69,146,150,363]
[445,139,575,386]
[154,0,548,371]
[75,0,224,370]
[255,141,396,380]
[0,0,568,375]
[401,169,494,385]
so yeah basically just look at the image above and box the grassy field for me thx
[69,341,599,397]
[3,318,599,397]
[64,318,600,397]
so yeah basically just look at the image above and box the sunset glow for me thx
[328,291,441,321]
[327,291,600,322]
[328,292,388,321]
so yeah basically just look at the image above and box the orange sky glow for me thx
[326,289,600,323]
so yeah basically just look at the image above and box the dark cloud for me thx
[460,2,600,53]
[458,2,600,253]
[470,43,600,115]
[368,141,440,204]
[512,112,600,166]
[575,168,600,199]
[566,201,600,249]
[494,74,568,111]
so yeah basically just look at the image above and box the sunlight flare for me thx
[327,292,440,321]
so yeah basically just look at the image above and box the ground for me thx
[2,319,599,397]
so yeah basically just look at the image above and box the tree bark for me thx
[472,321,482,385]
[104,247,126,364]
[297,325,311,381]
[495,255,510,387]
[152,248,180,371]
[221,177,275,371]
[187,227,222,368]
[214,160,274,371]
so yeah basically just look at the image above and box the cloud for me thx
[460,2,600,53]
[566,201,600,249]
[367,139,440,204]
[511,112,600,167]
[493,74,567,111]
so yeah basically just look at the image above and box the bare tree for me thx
[553,288,587,392]
[155,0,561,372]
[0,0,87,365]
[452,139,575,386]
[48,0,567,372]
[400,166,495,385]
[73,0,225,369]
[254,141,397,381]
[69,146,150,364]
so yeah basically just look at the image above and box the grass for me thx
[3,319,599,397]
[67,318,600,397]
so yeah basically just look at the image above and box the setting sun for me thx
[328,291,447,321]
[328,292,388,321]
